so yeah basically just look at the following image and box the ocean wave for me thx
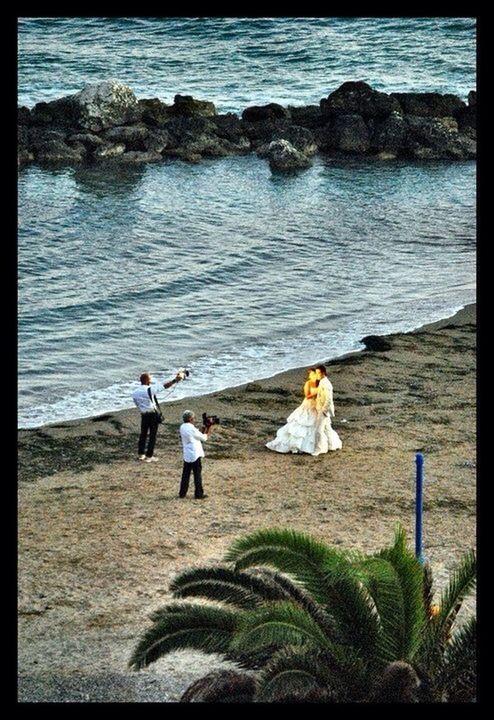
[18,17,476,110]
[17,18,476,428]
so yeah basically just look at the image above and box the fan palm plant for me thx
[129,526,476,702]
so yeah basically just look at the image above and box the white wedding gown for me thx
[266,397,342,455]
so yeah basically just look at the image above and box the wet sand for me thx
[17,304,476,702]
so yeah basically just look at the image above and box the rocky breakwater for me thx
[18,80,476,172]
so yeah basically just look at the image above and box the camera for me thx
[202,412,221,428]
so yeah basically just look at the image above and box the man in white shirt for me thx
[132,371,184,462]
[179,410,213,499]
[314,364,343,453]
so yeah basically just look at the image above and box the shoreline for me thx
[18,301,475,436]
[18,302,476,702]
[18,303,476,486]
[17,301,476,434]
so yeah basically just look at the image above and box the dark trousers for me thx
[179,458,205,498]
[138,412,159,457]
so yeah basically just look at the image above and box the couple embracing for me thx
[266,364,342,456]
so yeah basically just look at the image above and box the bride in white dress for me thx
[266,366,342,456]
[266,368,320,455]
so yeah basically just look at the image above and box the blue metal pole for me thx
[415,452,424,564]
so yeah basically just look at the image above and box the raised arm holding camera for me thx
[132,370,187,462]
[178,410,217,499]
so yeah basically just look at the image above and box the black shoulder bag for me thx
[147,387,164,424]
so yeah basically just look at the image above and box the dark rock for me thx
[67,132,105,150]
[459,126,476,142]
[18,149,34,165]
[242,103,290,122]
[143,128,171,153]
[186,138,230,157]
[318,114,370,154]
[212,113,251,147]
[405,116,476,159]
[242,118,292,149]
[34,139,86,163]
[287,105,325,129]
[101,124,150,150]
[18,82,479,168]
[369,111,408,153]
[265,139,313,172]
[18,106,31,124]
[163,114,248,158]
[18,124,34,165]
[93,142,126,159]
[204,137,251,156]
[206,114,251,153]
[360,335,392,351]
[165,115,216,148]
[138,97,172,126]
[256,127,316,158]
[116,150,163,164]
[276,125,317,155]
[162,148,202,163]
[454,105,476,136]
[391,92,466,117]
[333,114,371,153]
[321,81,401,119]
[257,125,317,157]
[30,96,79,128]
[28,127,68,149]
[18,124,29,148]
[171,94,216,117]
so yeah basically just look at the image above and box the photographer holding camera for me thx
[132,370,187,462]
[178,410,218,499]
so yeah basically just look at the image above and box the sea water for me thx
[17,17,476,428]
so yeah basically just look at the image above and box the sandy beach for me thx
[17,304,476,702]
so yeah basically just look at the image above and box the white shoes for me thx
[145,456,159,463]
[138,455,146,460]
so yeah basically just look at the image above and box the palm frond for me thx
[230,601,331,654]
[170,566,296,609]
[249,567,338,640]
[356,557,409,662]
[225,527,349,598]
[258,644,370,702]
[357,547,426,663]
[225,527,380,650]
[180,670,256,703]
[439,617,477,702]
[420,550,476,661]
[224,644,283,671]
[437,550,476,640]
[257,668,326,702]
[128,602,241,670]
[422,561,435,616]
[371,525,426,659]
[318,565,382,659]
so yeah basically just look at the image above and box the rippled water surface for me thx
[17,17,476,427]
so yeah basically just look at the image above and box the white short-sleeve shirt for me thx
[180,422,208,463]
[132,382,163,413]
